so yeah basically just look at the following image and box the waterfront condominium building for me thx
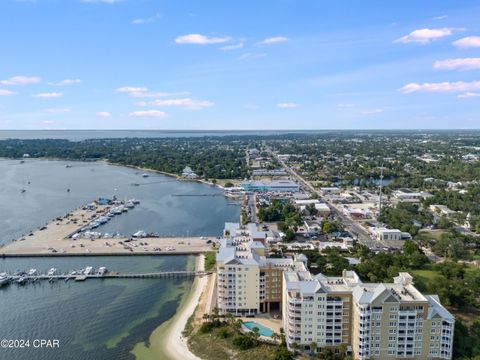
[216,225,307,316]
[283,270,454,360]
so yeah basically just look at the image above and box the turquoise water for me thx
[243,321,274,337]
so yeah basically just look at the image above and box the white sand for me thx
[163,254,206,360]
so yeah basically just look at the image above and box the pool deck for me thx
[240,316,282,335]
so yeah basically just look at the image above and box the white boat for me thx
[133,230,147,238]
[84,266,94,275]
[47,268,57,276]
[27,269,38,276]
[16,277,26,285]
[97,267,107,276]
[142,173,149,178]
[0,276,9,287]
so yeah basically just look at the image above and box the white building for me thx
[216,225,307,315]
[429,205,455,217]
[393,189,431,202]
[182,166,198,179]
[370,227,405,241]
[282,270,454,359]
[295,200,331,216]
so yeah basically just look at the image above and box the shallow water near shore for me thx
[0,159,238,360]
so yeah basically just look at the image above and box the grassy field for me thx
[188,326,278,360]
[416,229,447,241]
[204,251,216,272]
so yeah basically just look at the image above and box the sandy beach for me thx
[132,254,207,360]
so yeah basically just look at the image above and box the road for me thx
[247,193,258,223]
[265,146,385,249]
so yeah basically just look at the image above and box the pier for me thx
[1,270,212,286]
[0,199,216,257]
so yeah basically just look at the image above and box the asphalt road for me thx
[265,146,387,249]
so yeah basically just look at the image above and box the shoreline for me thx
[132,254,206,360]
[2,156,227,190]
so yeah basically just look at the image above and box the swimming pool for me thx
[243,321,274,337]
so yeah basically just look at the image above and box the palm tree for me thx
[309,341,317,356]
[233,319,243,332]
[271,332,280,344]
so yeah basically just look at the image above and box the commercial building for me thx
[368,227,412,241]
[251,169,288,177]
[393,189,432,202]
[241,180,300,193]
[295,200,331,216]
[282,270,454,359]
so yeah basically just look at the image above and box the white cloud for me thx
[136,98,214,110]
[132,13,162,25]
[453,36,480,49]
[220,43,244,51]
[175,34,230,45]
[260,36,288,45]
[0,89,17,96]
[48,79,82,86]
[360,108,384,115]
[97,111,112,118]
[400,80,480,93]
[457,92,480,98]
[129,110,168,118]
[116,86,148,93]
[0,75,41,85]
[33,92,63,98]
[433,15,448,20]
[45,108,70,113]
[395,28,463,44]
[238,52,267,60]
[434,58,480,71]
[116,86,189,98]
[277,102,299,109]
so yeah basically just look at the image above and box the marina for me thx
[0,182,220,256]
[0,158,238,360]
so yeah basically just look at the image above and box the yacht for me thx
[27,269,38,276]
[0,275,9,287]
[47,268,57,276]
[142,173,149,178]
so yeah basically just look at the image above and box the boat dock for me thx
[0,199,216,257]
[0,270,212,286]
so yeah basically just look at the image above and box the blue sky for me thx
[0,0,479,130]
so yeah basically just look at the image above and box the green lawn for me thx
[204,251,216,272]
[416,229,447,241]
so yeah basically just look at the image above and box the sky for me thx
[0,0,480,130]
